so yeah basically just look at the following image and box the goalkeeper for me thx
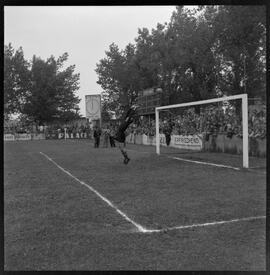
[113,107,137,165]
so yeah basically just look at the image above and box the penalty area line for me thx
[39,152,265,235]
[170,156,241,170]
[39,152,148,233]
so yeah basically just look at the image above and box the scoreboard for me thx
[137,88,167,115]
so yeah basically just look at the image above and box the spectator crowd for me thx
[129,104,266,139]
[4,121,92,136]
[4,104,266,141]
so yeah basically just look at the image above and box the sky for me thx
[4,6,177,116]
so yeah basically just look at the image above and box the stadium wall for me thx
[126,133,266,157]
[4,132,92,141]
[203,134,266,157]
[4,133,45,141]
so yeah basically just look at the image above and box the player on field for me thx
[113,107,137,165]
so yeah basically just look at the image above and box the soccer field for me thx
[4,139,266,270]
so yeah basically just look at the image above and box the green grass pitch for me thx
[4,139,266,270]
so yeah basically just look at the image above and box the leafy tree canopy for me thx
[95,5,265,117]
[4,45,81,124]
[4,43,31,117]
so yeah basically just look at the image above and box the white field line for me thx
[39,151,265,235]
[140,215,266,234]
[170,156,241,170]
[127,147,241,170]
[126,148,151,154]
[127,147,266,175]
[39,152,148,233]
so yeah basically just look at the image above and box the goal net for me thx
[155,94,249,168]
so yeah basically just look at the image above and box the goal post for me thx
[155,94,249,168]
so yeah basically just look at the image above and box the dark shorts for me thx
[113,132,125,143]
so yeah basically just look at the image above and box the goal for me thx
[155,94,249,168]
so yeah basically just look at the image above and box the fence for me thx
[126,133,266,157]
[4,131,266,157]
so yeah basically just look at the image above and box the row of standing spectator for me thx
[129,105,266,139]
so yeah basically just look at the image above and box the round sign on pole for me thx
[85,95,101,120]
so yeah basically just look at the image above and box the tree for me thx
[210,5,266,100]
[95,5,266,117]
[101,100,113,122]
[96,7,220,114]
[134,27,160,89]
[164,6,219,105]
[4,44,31,117]
[22,53,81,124]
[96,43,140,118]
[132,6,219,108]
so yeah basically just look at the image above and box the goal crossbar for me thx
[155,94,249,168]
